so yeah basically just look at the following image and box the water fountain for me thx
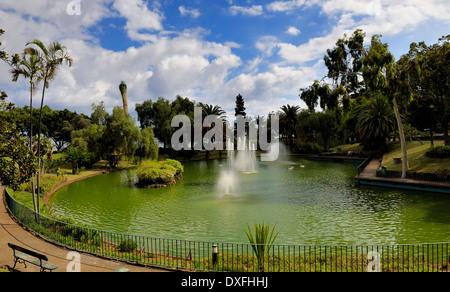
[216,137,257,196]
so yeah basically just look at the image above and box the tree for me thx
[356,95,396,152]
[119,81,128,116]
[362,35,411,178]
[26,39,73,212]
[235,94,246,117]
[10,46,43,213]
[137,127,159,160]
[410,36,450,145]
[104,106,142,164]
[136,97,174,148]
[279,104,300,148]
[0,89,37,191]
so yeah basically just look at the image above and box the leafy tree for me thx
[361,35,417,178]
[136,97,173,148]
[409,36,450,145]
[137,127,159,160]
[0,89,37,191]
[91,101,109,126]
[235,94,246,117]
[104,106,142,163]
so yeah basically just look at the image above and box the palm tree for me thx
[119,81,128,116]
[26,39,73,215]
[11,47,43,214]
[356,95,396,152]
[280,104,300,148]
[199,103,226,159]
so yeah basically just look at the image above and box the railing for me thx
[4,189,450,272]
[357,155,373,177]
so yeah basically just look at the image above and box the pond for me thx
[50,157,450,246]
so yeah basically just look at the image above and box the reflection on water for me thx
[51,157,450,245]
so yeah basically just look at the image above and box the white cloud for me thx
[255,36,279,57]
[286,26,301,36]
[229,5,264,16]
[1,0,449,119]
[112,0,164,41]
[266,0,306,12]
[179,6,201,18]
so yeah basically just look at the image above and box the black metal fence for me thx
[4,189,450,272]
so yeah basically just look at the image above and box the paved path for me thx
[0,185,168,272]
[356,159,450,192]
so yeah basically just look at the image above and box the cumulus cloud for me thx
[229,5,264,16]
[179,6,201,18]
[1,0,448,119]
[286,26,301,36]
[112,0,164,41]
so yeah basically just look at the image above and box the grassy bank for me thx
[382,141,450,173]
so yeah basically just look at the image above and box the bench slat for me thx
[8,243,58,271]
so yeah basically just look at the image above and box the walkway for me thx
[0,185,168,272]
[356,159,450,193]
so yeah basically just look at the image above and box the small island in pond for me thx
[135,159,184,188]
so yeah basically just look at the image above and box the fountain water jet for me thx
[216,137,257,196]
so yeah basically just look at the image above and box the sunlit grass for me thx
[382,141,450,173]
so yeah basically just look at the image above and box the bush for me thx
[425,146,450,158]
[163,159,184,177]
[135,159,184,187]
[293,142,324,154]
[119,239,137,252]
[136,167,175,185]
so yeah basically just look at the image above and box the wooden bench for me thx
[8,243,58,272]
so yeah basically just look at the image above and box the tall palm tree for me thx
[11,47,43,214]
[356,95,396,152]
[199,103,226,158]
[119,81,129,116]
[280,104,300,148]
[26,39,73,215]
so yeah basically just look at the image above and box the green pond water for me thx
[50,157,450,246]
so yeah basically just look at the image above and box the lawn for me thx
[382,141,450,173]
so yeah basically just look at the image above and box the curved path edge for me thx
[0,184,168,272]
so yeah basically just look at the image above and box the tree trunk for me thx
[393,98,408,179]
[36,75,48,216]
[29,80,38,217]
[443,119,450,146]
[430,128,434,147]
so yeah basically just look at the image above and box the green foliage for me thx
[63,146,96,174]
[118,239,137,252]
[235,94,246,117]
[135,159,184,187]
[244,222,279,272]
[164,159,184,176]
[356,95,396,152]
[425,146,450,158]
[137,127,159,160]
[293,142,324,154]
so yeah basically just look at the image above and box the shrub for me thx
[163,159,184,176]
[425,146,450,158]
[294,142,324,154]
[119,239,137,252]
[135,159,184,187]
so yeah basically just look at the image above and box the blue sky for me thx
[0,0,449,118]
